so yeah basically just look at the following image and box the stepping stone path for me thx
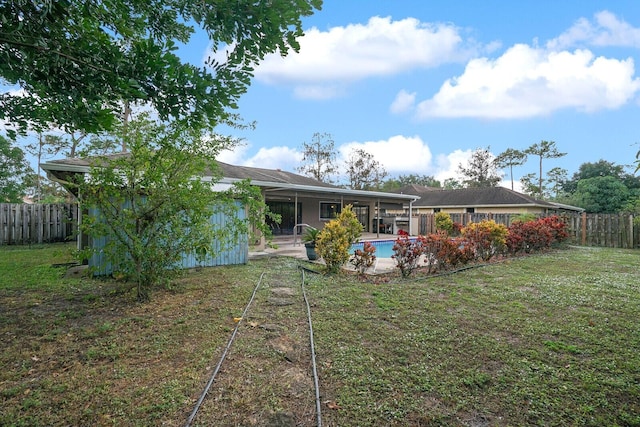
[193,261,317,426]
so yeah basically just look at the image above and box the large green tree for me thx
[563,159,639,194]
[78,117,274,300]
[572,176,631,213]
[0,136,32,202]
[1,0,322,136]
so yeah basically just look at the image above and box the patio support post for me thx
[376,198,380,238]
[294,192,299,245]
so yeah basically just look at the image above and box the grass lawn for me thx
[1,243,639,426]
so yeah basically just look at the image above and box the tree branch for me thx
[0,36,113,74]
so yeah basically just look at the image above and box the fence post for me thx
[581,212,587,246]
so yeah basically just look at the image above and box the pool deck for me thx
[248,232,399,274]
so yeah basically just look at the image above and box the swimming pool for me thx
[351,238,414,258]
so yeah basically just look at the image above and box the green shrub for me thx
[316,205,363,273]
[435,212,454,234]
[462,220,508,261]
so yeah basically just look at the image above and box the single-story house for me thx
[41,157,418,268]
[391,184,584,214]
[384,184,584,232]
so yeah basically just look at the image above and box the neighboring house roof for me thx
[395,184,441,195]
[393,185,584,212]
[41,156,417,203]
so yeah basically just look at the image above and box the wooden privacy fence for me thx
[417,212,639,249]
[0,203,78,245]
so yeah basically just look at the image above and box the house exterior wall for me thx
[292,197,377,232]
[436,206,547,214]
[388,206,548,215]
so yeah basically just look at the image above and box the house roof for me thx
[215,161,337,189]
[393,185,583,211]
[41,156,417,202]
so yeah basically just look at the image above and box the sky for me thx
[203,0,640,190]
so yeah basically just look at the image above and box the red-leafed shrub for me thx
[392,235,424,277]
[418,232,475,272]
[350,241,377,274]
[539,215,569,243]
[436,236,475,270]
[506,215,568,254]
[419,233,441,274]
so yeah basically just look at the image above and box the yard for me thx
[1,243,639,426]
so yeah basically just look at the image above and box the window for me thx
[466,207,475,213]
[433,208,441,213]
[320,202,341,220]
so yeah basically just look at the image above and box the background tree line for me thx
[296,136,640,214]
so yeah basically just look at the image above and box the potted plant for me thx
[302,227,320,260]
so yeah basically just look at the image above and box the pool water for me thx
[351,238,414,258]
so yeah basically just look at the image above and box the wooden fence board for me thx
[0,203,77,245]
[411,212,638,249]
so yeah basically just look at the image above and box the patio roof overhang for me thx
[210,176,418,205]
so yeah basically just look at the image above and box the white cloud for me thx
[218,144,303,171]
[390,90,417,114]
[338,135,433,176]
[216,144,250,165]
[547,10,640,50]
[293,84,344,100]
[254,16,473,98]
[433,149,471,183]
[217,135,482,190]
[415,44,640,119]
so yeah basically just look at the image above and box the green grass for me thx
[307,247,640,426]
[0,242,79,290]
[1,244,639,426]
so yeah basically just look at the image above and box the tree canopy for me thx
[495,148,527,191]
[0,136,32,202]
[78,116,274,300]
[1,0,322,136]
[345,148,387,190]
[297,132,338,183]
[525,140,566,197]
[458,147,502,188]
[572,176,631,213]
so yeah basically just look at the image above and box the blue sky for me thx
[205,0,640,189]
